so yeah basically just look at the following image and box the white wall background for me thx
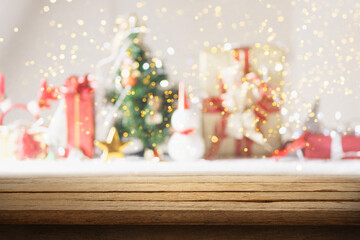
[290,0,360,131]
[0,0,116,121]
[0,0,359,134]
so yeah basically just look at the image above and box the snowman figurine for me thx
[168,81,205,161]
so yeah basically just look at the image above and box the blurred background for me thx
[0,0,359,132]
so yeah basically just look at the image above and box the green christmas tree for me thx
[106,16,177,153]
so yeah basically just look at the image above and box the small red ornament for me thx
[122,76,137,87]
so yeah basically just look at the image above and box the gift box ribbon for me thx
[203,82,279,159]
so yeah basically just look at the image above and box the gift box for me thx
[304,134,360,159]
[199,48,234,97]
[0,126,16,158]
[200,44,284,158]
[62,76,95,158]
[0,74,47,159]
[0,104,46,160]
[38,75,95,158]
[270,131,360,160]
[202,77,282,158]
[202,97,240,158]
[199,44,285,97]
[14,127,47,160]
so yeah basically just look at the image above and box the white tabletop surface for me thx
[1,156,360,176]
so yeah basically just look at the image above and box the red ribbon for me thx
[38,75,94,109]
[202,97,225,113]
[244,73,280,121]
[62,75,92,95]
[173,129,196,135]
[234,49,253,156]
[234,47,251,74]
[270,132,310,159]
[38,79,59,108]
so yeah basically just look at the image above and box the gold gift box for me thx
[0,126,17,158]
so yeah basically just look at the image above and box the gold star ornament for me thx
[95,127,131,162]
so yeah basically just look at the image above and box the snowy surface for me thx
[1,157,360,176]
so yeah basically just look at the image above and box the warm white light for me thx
[281,108,288,116]
[160,80,168,88]
[291,90,298,98]
[143,63,150,70]
[279,127,287,135]
[121,69,130,78]
[167,47,175,55]
[224,43,232,50]
[155,59,162,68]
[275,63,283,71]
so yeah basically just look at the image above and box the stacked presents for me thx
[200,44,285,159]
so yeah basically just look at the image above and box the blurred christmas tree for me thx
[105,16,177,153]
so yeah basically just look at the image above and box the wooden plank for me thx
[1,176,359,193]
[0,209,359,225]
[1,192,360,202]
[1,200,360,211]
[1,183,357,192]
[1,182,359,192]
[1,225,360,240]
[1,175,359,183]
[0,175,359,225]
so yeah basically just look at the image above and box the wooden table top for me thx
[0,175,359,225]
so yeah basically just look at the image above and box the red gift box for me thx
[62,76,94,158]
[304,134,360,159]
[271,132,360,160]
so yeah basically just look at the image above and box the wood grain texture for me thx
[1,225,360,240]
[0,175,359,225]
[2,192,360,201]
